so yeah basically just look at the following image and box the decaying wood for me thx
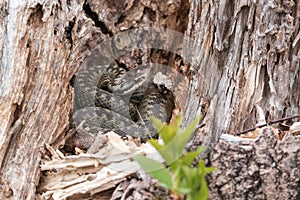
[0,0,299,199]
[38,132,163,200]
[209,127,300,199]
[0,1,99,198]
[185,0,300,151]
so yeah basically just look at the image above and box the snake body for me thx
[73,64,174,141]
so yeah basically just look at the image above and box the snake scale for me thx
[73,64,174,141]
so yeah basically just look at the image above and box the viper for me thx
[73,64,174,141]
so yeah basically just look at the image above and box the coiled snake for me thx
[73,64,174,141]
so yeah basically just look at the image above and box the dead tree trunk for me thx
[185,0,300,150]
[185,1,300,199]
[0,0,299,199]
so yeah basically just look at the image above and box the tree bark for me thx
[0,1,91,199]
[0,0,299,199]
[185,0,300,150]
[208,127,300,200]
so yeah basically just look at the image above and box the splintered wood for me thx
[38,132,163,200]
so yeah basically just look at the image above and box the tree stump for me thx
[0,0,299,199]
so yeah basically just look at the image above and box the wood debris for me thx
[38,132,163,200]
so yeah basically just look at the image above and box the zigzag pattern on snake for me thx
[73,64,174,141]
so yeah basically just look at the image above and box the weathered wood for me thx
[0,0,299,199]
[185,0,300,151]
[0,1,93,199]
[39,132,164,200]
[208,127,300,199]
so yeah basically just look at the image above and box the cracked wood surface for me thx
[0,0,299,199]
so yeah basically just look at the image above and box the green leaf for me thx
[198,184,209,200]
[147,139,163,151]
[170,114,182,129]
[136,114,215,200]
[161,115,182,144]
[151,116,166,133]
[197,160,216,175]
[150,114,204,167]
[148,139,177,164]
[160,124,178,144]
[193,160,216,200]
[197,174,209,200]
[182,146,204,166]
[133,155,172,188]
[170,163,185,193]
[177,185,191,194]
[181,165,193,187]
[151,115,182,145]
[170,114,203,160]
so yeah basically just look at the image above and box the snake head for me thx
[110,66,151,95]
